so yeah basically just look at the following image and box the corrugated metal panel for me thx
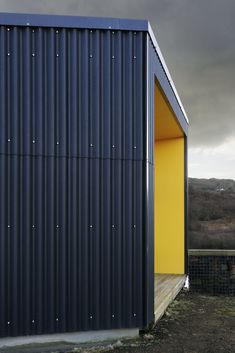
[142,36,154,326]
[142,161,154,326]
[0,27,144,160]
[0,158,145,336]
[0,13,189,130]
[0,25,146,337]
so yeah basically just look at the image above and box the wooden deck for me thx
[154,274,186,322]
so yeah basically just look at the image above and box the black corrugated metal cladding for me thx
[0,26,148,337]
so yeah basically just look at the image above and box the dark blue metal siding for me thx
[141,36,155,326]
[0,27,144,160]
[143,161,154,327]
[0,25,146,337]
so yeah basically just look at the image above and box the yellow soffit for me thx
[154,83,184,141]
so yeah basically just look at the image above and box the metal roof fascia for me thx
[0,12,149,31]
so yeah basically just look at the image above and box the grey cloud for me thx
[0,0,234,147]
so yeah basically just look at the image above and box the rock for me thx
[143,333,154,340]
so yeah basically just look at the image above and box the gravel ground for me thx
[102,291,235,353]
[2,291,235,353]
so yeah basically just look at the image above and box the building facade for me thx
[0,13,188,339]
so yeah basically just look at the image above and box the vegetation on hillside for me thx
[189,178,235,249]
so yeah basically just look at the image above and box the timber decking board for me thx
[154,274,186,322]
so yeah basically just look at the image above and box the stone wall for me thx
[189,250,235,295]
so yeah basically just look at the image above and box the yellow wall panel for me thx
[154,137,185,274]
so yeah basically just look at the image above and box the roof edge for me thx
[0,12,149,31]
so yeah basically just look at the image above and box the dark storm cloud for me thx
[0,0,235,147]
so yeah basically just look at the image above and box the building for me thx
[0,12,188,343]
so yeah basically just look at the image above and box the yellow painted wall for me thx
[154,137,185,274]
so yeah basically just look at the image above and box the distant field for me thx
[189,178,235,249]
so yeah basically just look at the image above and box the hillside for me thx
[189,178,235,249]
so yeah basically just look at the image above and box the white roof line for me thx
[148,23,189,124]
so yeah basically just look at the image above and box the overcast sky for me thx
[0,0,235,179]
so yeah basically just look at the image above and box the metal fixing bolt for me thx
[90,315,93,319]
[32,320,35,324]
[7,138,11,142]
[133,146,137,149]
